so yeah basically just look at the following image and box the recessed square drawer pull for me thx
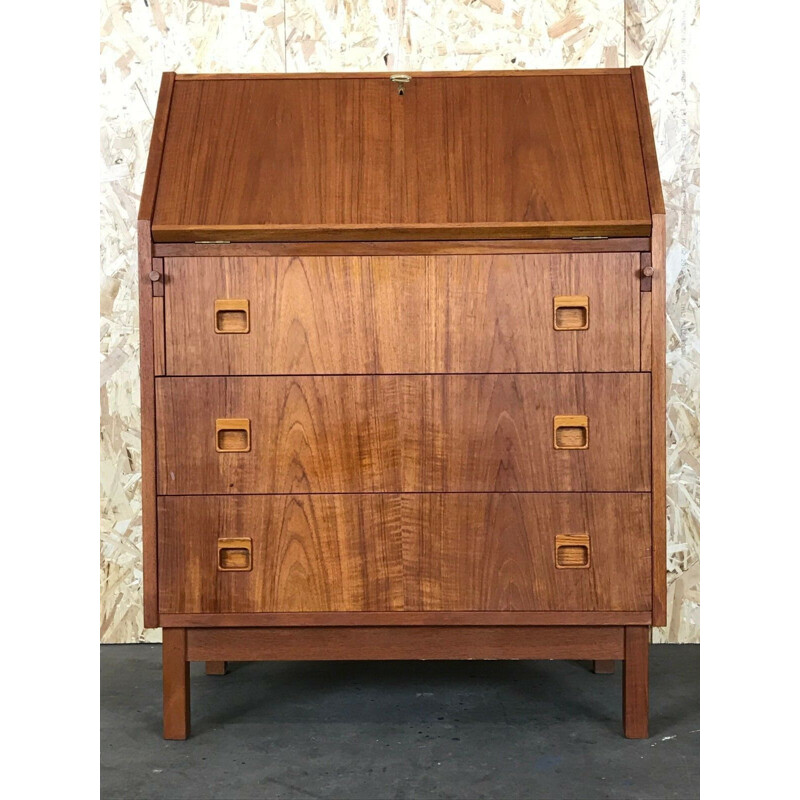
[555,534,590,568]
[553,415,589,449]
[217,538,252,571]
[214,299,250,333]
[553,295,589,330]
[215,418,251,452]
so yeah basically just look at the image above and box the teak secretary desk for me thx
[138,68,665,739]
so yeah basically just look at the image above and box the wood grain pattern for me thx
[153,238,651,258]
[160,611,653,627]
[164,254,641,375]
[152,296,166,376]
[640,252,653,292]
[651,215,667,626]
[159,494,403,614]
[630,67,666,216]
[553,296,589,331]
[214,299,249,333]
[157,494,651,614]
[623,626,650,738]
[555,533,591,568]
[138,73,175,222]
[156,374,650,494]
[162,627,189,740]
[205,661,227,675]
[185,625,626,662]
[137,220,159,628]
[401,75,648,229]
[553,416,590,450]
[217,537,252,571]
[137,69,666,740]
[150,257,164,297]
[640,290,652,372]
[153,222,651,243]
[152,74,650,241]
[405,494,651,613]
[215,418,250,453]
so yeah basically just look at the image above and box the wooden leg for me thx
[163,628,190,740]
[593,660,615,674]
[205,661,228,675]
[623,626,649,738]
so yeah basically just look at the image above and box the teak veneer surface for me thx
[140,68,664,740]
[164,253,641,375]
[151,73,651,242]
[160,611,653,627]
[158,493,651,614]
[185,625,626,662]
[153,238,651,258]
[138,221,160,628]
[650,215,667,625]
[155,374,650,494]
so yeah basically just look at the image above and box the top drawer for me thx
[163,253,641,375]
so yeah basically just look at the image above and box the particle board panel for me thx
[285,2,626,74]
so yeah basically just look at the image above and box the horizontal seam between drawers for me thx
[155,371,653,378]
[156,491,653,497]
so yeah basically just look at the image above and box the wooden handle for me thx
[214,299,250,333]
[215,418,251,453]
[218,538,252,571]
[553,295,589,330]
[555,534,591,568]
[553,415,589,449]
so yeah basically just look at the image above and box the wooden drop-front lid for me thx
[141,69,663,243]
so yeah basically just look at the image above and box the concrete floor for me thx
[101,644,698,800]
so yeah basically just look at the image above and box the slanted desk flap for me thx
[150,71,652,242]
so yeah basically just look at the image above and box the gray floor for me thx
[101,644,698,800]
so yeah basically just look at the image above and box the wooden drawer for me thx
[163,253,642,374]
[158,493,652,613]
[156,374,650,494]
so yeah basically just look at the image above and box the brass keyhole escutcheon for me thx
[390,74,411,95]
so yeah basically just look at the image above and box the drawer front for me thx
[156,374,650,494]
[164,253,641,374]
[158,494,651,613]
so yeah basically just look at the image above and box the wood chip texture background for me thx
[100,0,699,643]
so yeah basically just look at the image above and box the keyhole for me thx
[390,75,411,96]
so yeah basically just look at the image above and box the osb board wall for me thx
[100,0,699,643]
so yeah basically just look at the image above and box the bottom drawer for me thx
[158,494,651,614]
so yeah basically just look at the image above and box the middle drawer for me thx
[156,374,650,494]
